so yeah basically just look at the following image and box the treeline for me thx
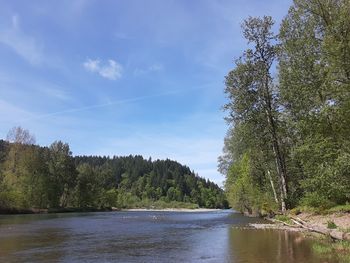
[0,127,227,211]
[220,0,350,214]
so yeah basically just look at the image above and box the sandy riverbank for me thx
[248,223,307,232]
[247,211,350,240]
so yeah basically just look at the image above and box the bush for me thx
[289,207,301,215]
[275,214,292,224]
[327,220,337,229]
[327,204,350,213]
[301,192,335,210]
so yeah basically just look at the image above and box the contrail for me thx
[18,85,210,122]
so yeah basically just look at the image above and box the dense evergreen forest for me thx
[220,0,350,214]
[0,127,227,212]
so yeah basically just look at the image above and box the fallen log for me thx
[289,216,348,241]
[269,218,301,228]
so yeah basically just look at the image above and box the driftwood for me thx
[269,218,301,228]
[289,216,349,241]
[264,215,350,241]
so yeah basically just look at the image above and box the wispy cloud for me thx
[17,84,209,122]
[38,86,72,101]
[18,88,181,122]
[83,58,123,80]
[0,14,44,65]
[0,99,34,125]
[134,63,164,76]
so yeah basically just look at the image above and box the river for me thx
[0,210,338,262]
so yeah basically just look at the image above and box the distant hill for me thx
[74,155,228,208]
[0,139,228,210]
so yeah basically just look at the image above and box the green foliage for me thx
[222,15,289,213]
[99,189,119,208]
[278,0,350,208]
[275,215,292,225]
[312,243,333,255]
[327,204,350,213]
[312,240,350,263]
[73,155,227,209]
[301,192,336,210]
[327,220,337,229]
[47,141,77,208]
[221,0,350,213]
[74,163,101,208]
[0,131,227,211]
[225,153,277,214]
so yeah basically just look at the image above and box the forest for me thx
[220,0,350,214]
[0,127,228,212]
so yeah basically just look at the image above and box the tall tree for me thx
[279,0,350,206]
[48,141,77,208]
[1,127,37,208]
[224,16,288,211]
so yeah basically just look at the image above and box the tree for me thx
[47,141,77,208]
[224,16,288,212]
[6,127,36,145]
[74,163,100,208]
[279,0,350,206]
[0,134,227,210]
[1,127,37,208]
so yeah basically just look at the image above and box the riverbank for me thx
[121,208,222,212]
[0,205,221,215]
[246,209,350,262]
[0,207,112,215]
[248,211,350,240]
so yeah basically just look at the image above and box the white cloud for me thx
[0,14,44,65]
[83,58,123,80]
[83,58,99,71]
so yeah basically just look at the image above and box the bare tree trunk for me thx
[270,118,288,212]
[263,74,288,212]
[267,169,279,204]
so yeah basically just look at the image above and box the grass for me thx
[275,214,293,225]
[312,240,350,263]
[339,227,350,233]
[312,243,333,254]
[294,205,320,214]
[327,204,350,213]
[327,220,337,229]
[293,203,350,215]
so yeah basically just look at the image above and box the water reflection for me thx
[0,226,68,262]
[228,228,334,263]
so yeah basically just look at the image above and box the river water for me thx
[0,210,338,262]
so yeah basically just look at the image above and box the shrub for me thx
[327,220,337,229]
[301,192,335,210]
[275,214,292,224]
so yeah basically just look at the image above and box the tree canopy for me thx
[0,128,227,211]
[221,0,350,215]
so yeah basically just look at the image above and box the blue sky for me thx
[0,0,291,186]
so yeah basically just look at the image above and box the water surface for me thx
[0,210,337,262]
